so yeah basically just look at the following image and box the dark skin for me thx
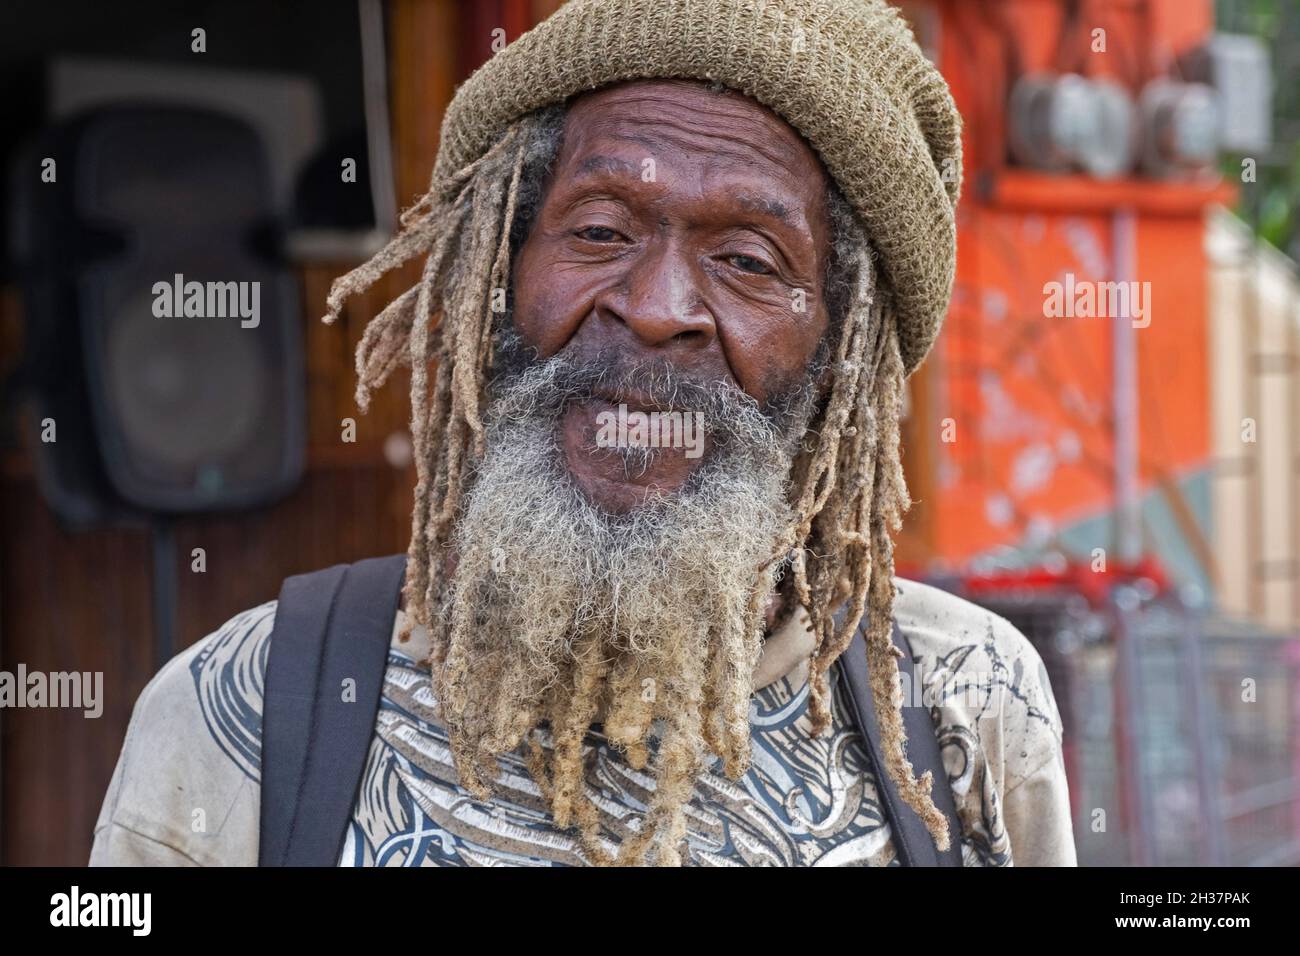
[422,82,830,631]
[511,79,834,523]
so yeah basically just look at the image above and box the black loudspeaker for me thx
[12,105,305,524]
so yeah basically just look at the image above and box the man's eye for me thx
[728,254,772,275]
[575,226,621,242]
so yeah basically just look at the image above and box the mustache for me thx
[489,323,821,445]
[495,355,780,457]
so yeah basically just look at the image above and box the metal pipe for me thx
[1112,207,1142,564]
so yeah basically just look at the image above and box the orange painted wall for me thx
[898,0,1229,564]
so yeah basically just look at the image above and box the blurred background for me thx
[0,0,1296,866]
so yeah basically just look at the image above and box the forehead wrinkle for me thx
[566,136,814,224]
[609,118,802,174]
[566,79,822,185]
[569,96,808,171]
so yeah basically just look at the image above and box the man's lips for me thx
[579,389,673,416]
[563,398,665,452]
[558,393,706,507]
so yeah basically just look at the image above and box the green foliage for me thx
[1216,0,1300,258]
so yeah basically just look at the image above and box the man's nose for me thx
[594,240,716,348]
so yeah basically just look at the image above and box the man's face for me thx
[436,82,848,855]
[511,79,833,513]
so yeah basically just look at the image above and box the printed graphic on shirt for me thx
[341,647,901,866]
[923,617,1063,866]
[153,581,1068,867]
[190,601,272,784]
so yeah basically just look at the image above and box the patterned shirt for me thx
[90,578,1077,867]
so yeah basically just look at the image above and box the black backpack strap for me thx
[836,617,964,866]
[259,554,406,866]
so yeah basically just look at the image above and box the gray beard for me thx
[437,349,818,726]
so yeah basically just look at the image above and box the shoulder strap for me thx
[836,617,964,866]
[259,554,406,866]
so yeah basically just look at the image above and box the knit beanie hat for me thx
[432,0,963,375]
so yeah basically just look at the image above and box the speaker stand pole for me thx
[150,519,177,670]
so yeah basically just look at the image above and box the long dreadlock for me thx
[321,102,952,861]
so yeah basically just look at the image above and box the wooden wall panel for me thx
[0,0,475,865]
[0,485,154,866]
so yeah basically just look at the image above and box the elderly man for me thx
[91,0,1075,867]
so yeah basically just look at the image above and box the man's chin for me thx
[562,466,675,514]
[561,457,698,515]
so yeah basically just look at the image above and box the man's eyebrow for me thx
[574,155,641,177]
[733,193,792,224]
